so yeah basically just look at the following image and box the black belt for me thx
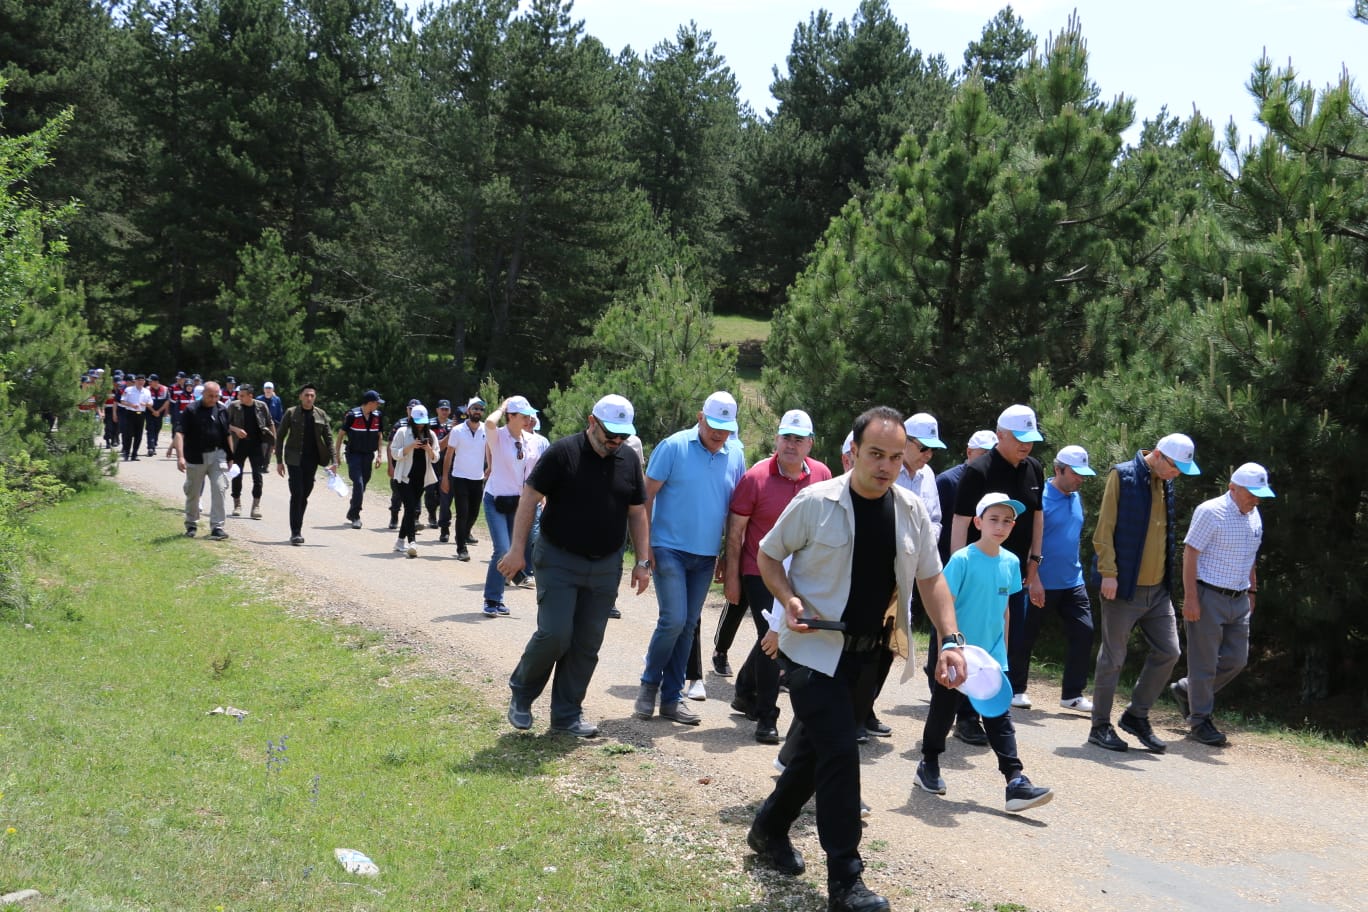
[1198,580,1248,599]
[842,632,885,654]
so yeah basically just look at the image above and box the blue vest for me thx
[1111,451,1175,600]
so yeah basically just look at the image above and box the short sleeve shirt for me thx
[729,456,833,576]
[647,425,746,556]
[447,422,488,480]
[1184,492,1262,591]
[1039,480,1086,589]
[943,544,1022,668]
[485,426,531,497]
[953,448,1044,565]
[529,432,646,558]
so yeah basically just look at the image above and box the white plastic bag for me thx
[326,468,350,498]
[334,847,380,876]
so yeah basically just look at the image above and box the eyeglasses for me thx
[603,432,629,443]
[915,443,932,453]
[514,439,524,460]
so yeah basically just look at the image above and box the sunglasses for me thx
[514,439,524,460]
[604,432,629,443]
[915,442,932,453]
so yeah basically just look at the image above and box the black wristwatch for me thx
[1029,554,1043,564]
[941,632,965,649]
[635,559,652,570]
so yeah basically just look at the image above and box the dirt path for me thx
[114,455,1367,911]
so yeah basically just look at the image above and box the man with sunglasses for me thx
[502,395,651,737]
[1087,433,1200,752]
[440,396,487,559]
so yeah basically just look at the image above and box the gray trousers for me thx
[1091,583,1181,726]
[184,448,229,531]
[1178,585,1250,725]
[508,539,624,728]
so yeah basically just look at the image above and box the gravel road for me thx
[114,454,1367,911]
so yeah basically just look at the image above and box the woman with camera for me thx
[389,403,440,558]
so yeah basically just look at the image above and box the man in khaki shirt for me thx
[1087,433,1200,753]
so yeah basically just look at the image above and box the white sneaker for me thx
[394,537,407,553]
[772,757,786,775]
[686,680,707,701]
[1011,692,1032,709]
[406,541,418,558]
[1059,696,1094,712]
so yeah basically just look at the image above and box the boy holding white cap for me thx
[1171,462,1274,746]
[1088,432,1200,752]
[916,493,1054,813]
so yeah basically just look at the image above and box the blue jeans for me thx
[641,547,716,704]
[483,491,520,604]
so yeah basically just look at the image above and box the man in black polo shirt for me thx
[175,381,233,540]
[950,403,1046,710]
[500,394,652,737]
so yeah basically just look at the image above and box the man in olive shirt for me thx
[501,395,652,737]
[274,384,337,546]
[1087,433,1200,753]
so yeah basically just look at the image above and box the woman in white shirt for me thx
[480,396,541,616]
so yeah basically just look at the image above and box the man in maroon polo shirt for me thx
[723,409,833,743]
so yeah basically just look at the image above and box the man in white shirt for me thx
[440,397,488,561]
[119,375,153,461]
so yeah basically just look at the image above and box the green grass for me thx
[710,314,770,346]
[0,487,749,911]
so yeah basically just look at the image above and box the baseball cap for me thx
[148,373,160,381]
[1055,444,1096,476]
[1155,433,1200,475]
[237,382,254,393]
[175,371,187,378]
[505,395,538,416]
[903,412,946,448]
[997,404,1043,442]
[702,391,739,432]
[193,384,204,401]
[226,376,236,384]
[410,405,430,425]
[841,431,854,456]
[976,492,1026,518]
[952,644,1014,718]
[466,397,486,409]
[437,399,452,409]
[407,398,421,408]
[592,394,636,435]
[777,409,814,437]
[263,381,274,389]
[363,390,384,404]
[967,429,998,451]
[1231,462,1275,497]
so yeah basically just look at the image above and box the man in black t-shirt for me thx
[501,395,652,738]
[951,403,1046,711]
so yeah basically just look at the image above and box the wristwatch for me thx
[941,632,965,649]
[635,559,652,570]
[1029,554,1043,563]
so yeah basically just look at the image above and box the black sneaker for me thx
[209,528,229,541]
[467,534,478,544]
[954,717,989,745]
[1088,723,1129,752]
[290,535,305,546]
[712,651,733,676]
[913,760,946,795]
[184,525,197,538]
[1170,680,1190,719]
[607,606,621,619]
[1119,711,1167,752]
[456,548,471,562]
[828,876,889,912]
[1005,774,1053,813]
[1189,718,1229,746]
[439,531,449,543]
[865,715,893,737]
[388,514,398,530]
[746,824,804,876]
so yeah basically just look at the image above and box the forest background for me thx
[1,0,1366,734]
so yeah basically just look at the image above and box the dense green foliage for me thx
[3,1,1367,701]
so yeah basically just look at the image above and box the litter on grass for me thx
[207,706,249,719]
[335,848,380,876]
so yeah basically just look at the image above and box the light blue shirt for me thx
[943,544,1021,669]
[1040,480,1086,589]
[647,425,746,556]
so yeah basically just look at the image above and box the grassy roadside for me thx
[0,486,750,911]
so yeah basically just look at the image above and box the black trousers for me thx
[754,650,882,888]
[713,594,750,655]
[423,482,440,522]
[450,476,484,546]
[287,460,318,536]
[144,413,165,452]
[921,643,1024,780]
[731,575,783,726]
[103,410,120,447]
[231,439,268,500]
[397,480,424,541]
[1007,585,1095,698]
[345,452,375,521]
[119,410,144,457]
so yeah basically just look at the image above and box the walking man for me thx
[336,390,385,529]
[174,381,232,541]
[144,374,171,456]
[274,383,337,546]
[1171,462,1273,746]
[747,406,966,912]
[227,383,275,519]
[257,381,284,430]
[633,391,746,725]
[440,396,487,559]
[502,395,652,737]
[1087,433,1200,752]
[1011,445,1098,712]
[119,374,151,461]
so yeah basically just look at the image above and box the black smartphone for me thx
[800,617,846,632]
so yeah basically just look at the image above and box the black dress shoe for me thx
[954,717,989,745]
[755,724,781,744]
[747,824,804,875]
[1119,711,1167,752]
[828,876,889,912]
[607,606,621,619]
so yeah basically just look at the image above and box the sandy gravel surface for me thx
[114,454,1367,911]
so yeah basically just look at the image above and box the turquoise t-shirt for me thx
[646,425,746,556]
[943,543,1022,669]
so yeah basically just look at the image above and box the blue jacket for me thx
[1109,451,1175,600]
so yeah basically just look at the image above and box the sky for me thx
[447,0,1366,146]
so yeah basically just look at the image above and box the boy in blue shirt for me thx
[916,493,1054,813]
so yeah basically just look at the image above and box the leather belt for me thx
[1198,580,1248,599]
[842,633,885,654]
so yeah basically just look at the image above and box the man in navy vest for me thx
[1087,433,1200,753]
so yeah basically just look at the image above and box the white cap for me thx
[1156,433,1200,475]
[975,492,1026,518]
[903,412,946,448]
[193,384,204,401]
[1231,462,1275,497]
[505,395,538,416]
[410,405,430,425]
[702,391,739,432]
[592,394,636,435]
[466,396,486,409]
[954,644,1013,718]
[997,404,1043,442]
[263,381,274,389]
[967,429,998,451]
[841,430,854,456]
[1055,444,1096,476]
[777,409,814,437]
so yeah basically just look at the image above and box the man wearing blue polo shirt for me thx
[634,391,747,725]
